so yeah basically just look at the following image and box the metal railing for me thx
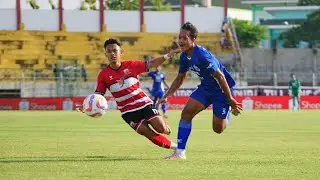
[0,69,319,97]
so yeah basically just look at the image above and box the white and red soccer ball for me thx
[82,94,108,118]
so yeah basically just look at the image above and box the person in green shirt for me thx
[289,73,301,110]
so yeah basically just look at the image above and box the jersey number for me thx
[152,109,159,114]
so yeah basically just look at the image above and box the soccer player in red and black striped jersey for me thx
[94,38,180,150]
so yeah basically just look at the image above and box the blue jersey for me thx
[148,71,166,92]
[179,45,235,92]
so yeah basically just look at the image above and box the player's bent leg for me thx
[296,95,301,110]
[148,116,171,135]
[136,122,176,150]
[161,103,168,118]
[166,88,210,160]
[181,97,205,120]
[212,116,228,134]
[212,101,231,134]
[152,96,158,109]
[154,96,160,110]
[166,97,205,160]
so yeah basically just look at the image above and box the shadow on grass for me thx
[0,155,154,163]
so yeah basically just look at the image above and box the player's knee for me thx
[212,126,224,134]
[212,119,226,134]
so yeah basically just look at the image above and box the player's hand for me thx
[228,97,242,116]
[167,48,181,58]
[157,97,168,107]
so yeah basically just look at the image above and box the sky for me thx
[0,0,101,10]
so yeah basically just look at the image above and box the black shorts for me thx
[121,105,160,131]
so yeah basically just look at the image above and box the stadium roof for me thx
[264,6,320,11]
[241,0,298,4]
[259,18,306,25]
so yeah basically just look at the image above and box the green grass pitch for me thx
[1,110,320,180]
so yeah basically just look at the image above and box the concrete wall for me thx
[0,9,17,30]
[22,10,59,31]
[242,48,320,85]
[64,10,100,32]
[0,7,250,33]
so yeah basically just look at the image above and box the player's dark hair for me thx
[104,38,121,49]
[181,22,198,39]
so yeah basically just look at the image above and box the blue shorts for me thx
[190,87,232,119]
[151,91,164,99]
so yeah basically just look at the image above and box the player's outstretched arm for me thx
[147,49,181,69]
[158,72,187,105]
[163,80,170,89]
[139,72,150,78]
[212,70,242,115]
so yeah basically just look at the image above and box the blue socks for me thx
[177,119,192,150]
[161,104,166,114]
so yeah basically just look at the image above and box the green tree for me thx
[87,0,97,10]
[233,19,267,48]
[27,0,40,9]
[105,0,139,10]
[80,0,97,10]
[149,0,172,11]
[48,0,56,9]
[280,10,320,48]
[80,1,88,10]
[297,0,320,6]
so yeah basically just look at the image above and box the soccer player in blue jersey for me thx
[159,22,242,160]
[147,67,170,118]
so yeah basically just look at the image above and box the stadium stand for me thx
[0,30,234,81]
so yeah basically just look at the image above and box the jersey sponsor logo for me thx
[116,77,125,88]
[109,76,113,80]
[206,63,213,69]
[189,65,200,76]
[123,69,131,75]
[189,65,200,72]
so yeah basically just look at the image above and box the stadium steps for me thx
[0,31,234,81]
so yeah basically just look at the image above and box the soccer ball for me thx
[83,94,108,118]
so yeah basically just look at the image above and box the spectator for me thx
[220,18,232,49]
[81,64,88,82]
[52,64,59,81]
